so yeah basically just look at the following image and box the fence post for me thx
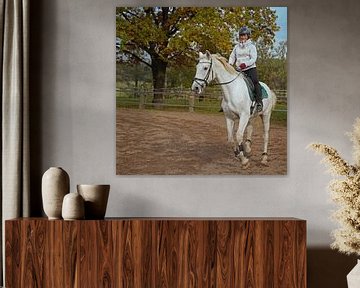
[139,93,145,109]
[189,94,194,112]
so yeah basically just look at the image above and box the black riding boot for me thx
[244,68,263,113]
[254,83,263,112]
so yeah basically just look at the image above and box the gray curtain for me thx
[0,0,30,285]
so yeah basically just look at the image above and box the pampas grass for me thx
[308,118,360,256]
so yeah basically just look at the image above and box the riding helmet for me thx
[239,26,251,36]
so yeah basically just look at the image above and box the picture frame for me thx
[116,6,287,175]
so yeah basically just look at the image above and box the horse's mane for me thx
[212,54,237,75]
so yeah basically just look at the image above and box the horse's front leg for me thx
[235,115,250,166]
[225,117,235,145]
[243,119,254,156]
[224,105,237,148]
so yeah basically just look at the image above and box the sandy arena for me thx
[117,108,287,175]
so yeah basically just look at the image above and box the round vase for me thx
[77,184,110,219]
[62,192,85,220]
[42,167,70,219]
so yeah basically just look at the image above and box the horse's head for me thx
[191,51,215,94]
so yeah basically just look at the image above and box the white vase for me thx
[42,167,70,219]
[62,192,85,220]
[347,259,360,288]
[77,184,110,219]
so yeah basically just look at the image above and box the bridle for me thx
[193,57,243,88]
[193,59,214,89]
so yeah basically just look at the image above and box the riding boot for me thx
[254,83,263,112]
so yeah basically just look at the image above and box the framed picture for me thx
[116,7,287,175]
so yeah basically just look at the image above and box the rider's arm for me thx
[243,44,257,67]
[228,46,237,66]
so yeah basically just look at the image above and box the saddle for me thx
[243,74,268,102]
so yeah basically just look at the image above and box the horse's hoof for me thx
[261,155,269,166]
[241,158,249,166]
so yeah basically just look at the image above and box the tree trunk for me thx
[151,56,167,106]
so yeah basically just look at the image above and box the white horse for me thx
[191,51,276,166]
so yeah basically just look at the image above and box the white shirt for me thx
[228,39,257,71]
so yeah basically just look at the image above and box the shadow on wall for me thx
[308,248,357,288]
[29,0,46,216]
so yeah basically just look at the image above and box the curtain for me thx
[0,0,30,284]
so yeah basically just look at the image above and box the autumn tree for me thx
[116,7,279,103]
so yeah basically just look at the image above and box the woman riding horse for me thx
[191,51,276,167]
[228,26,263,113]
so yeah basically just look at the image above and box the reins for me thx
[213,72,242,86]
[193,57,242,87]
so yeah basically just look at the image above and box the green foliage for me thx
[116,63,152,86]
[116,7,279,67]
[166,66,194,88]
[257,41,287,90]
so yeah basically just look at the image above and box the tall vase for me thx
[42,167,70,219]
[347,259,360,288]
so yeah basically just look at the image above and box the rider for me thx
[228,26,263,113]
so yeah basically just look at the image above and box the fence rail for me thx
[116,87,287,113]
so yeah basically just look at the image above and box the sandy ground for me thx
[116,108,287,175]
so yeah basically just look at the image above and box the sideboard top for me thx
[6,217,306,222]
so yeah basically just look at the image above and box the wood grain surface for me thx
[5,218,306,287]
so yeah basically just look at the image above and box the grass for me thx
[116,91,287,126]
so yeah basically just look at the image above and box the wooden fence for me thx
[116,87,287,113]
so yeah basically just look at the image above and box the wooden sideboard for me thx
[5,218,306,287]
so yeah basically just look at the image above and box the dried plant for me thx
[308,118,360,256]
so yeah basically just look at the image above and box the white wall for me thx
[35,0,360,248]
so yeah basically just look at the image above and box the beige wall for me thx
[29,1,360,286]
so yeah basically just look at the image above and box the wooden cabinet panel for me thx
[5,218,306,288]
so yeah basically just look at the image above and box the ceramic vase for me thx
[42,167,70,219]
[62,192,85,220]
[347,259,360,288]
[77,184,110,219]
